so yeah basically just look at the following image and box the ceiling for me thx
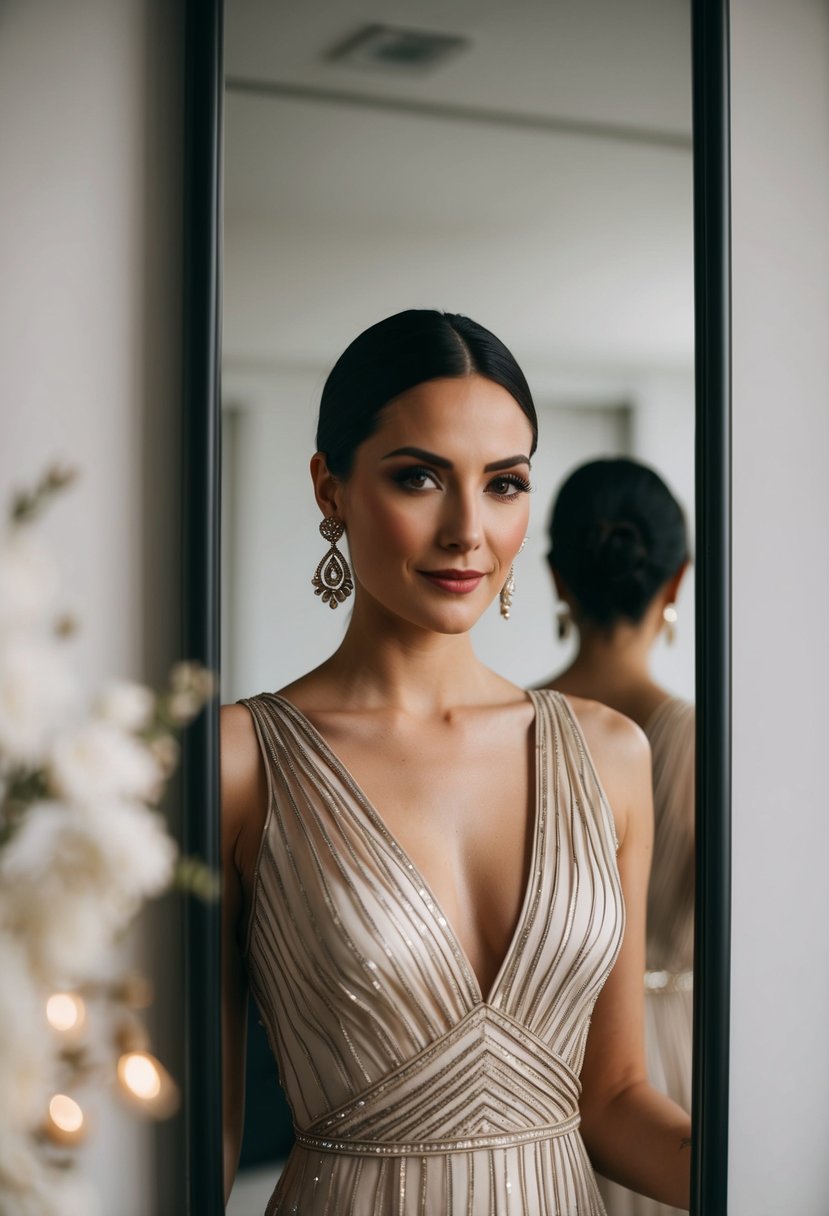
[223,0,694,383]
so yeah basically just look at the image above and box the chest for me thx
[308,712,538,992]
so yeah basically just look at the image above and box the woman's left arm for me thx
[577,705,692,1210]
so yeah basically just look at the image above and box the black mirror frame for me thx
[179,2,731,1212]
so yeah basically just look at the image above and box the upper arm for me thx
[220,702,268,1196]
[574,706,655,1120]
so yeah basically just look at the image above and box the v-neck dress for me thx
[240,688,624,1215]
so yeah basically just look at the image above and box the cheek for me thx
[490,501,530,555]
[349,484,432,559]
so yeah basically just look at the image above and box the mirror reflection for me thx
[220,3,694,1213]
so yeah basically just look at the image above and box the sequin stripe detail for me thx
[250,829,362,1090]
[372,1159,388,1216]
[258,735,443,1086]
[556,691,622,854]
[526,709,620,1040]
[247,939,335,1103]
[268,706,456,1040]
[258,709,431,1062]
[508,692,562,1019]
[308,1004,581,1136]
[280,743,452,1044]
[491,688,549,1009]
[266,695,483,1006]
[293,1114,582,1159]
[265,694,479,1012]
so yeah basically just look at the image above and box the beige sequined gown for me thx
[598,697,695,1216]
[240,689,624,1215]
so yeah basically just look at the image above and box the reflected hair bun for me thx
[547,458,688,627]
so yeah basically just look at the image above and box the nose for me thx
[437,487,482,552]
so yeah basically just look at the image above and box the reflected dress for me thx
[597,698,695,1216]
[240,688,624,1215]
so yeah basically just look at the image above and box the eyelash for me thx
[391,466,532,500]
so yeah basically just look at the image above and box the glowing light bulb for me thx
[119,1052,161,1100]
[46,992,86,1033]
[116,1050,180,1119]
[46,1094,85,1144]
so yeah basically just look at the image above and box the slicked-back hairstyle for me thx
[548,457,689,627]
[315,310,537,477]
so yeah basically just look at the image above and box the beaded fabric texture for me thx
[239,689,624,1214]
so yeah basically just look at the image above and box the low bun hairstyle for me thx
[316,310,538,477]
[548,458,689,627]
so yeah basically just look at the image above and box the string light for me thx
[45,1094,86,1145]
[46,992,86,1034]
[116,1051,179,1118]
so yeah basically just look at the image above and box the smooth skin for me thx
[221,374,691,1207]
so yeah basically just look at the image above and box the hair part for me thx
[547,457,689,628]
[315,310,538,478]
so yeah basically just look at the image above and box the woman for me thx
[221,312,691,1214]
[542,458,694,1216]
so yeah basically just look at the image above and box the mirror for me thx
[180,1,731,1213]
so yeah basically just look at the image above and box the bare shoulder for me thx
[220,703,267,855]
[557,693,652,844]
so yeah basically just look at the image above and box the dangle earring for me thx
[556,605,572,641]
[662,602,678,645]
[499,567,516,620]
[312,517,353,609]
[500,537,527,621]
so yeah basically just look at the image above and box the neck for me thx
[553,619,660,702]
[318,593,499,717]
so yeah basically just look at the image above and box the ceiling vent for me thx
[327,24,470,75]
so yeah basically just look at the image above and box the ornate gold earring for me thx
[499,566,516,620]
[499,537,527,621]
[663,603,678,645]
[312,518,353,608]
[556,605,572,641]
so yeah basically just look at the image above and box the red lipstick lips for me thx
[419,569,486,594]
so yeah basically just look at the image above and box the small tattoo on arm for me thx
[679,1137,692,1152]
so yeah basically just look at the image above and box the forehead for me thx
[365,375,534,461]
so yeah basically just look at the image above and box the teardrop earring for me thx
[499,566,516,620]
[663,602,678,644]
[312,518,353,609]
[499,537,527,621]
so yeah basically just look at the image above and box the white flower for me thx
[0,636,75,766]
[0,1146,101,1216]
[96,681,156,734]
[0,800,176,979]
[49,720,163,807]
[0,528,59,633]
[0,935,53,1138]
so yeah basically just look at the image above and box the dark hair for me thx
[547,458,689,627]
[315,309,538,476]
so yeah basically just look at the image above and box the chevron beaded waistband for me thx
[293,1113,582,1158]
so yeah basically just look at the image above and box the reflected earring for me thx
[500,566,516,621]
[663,603,678,645]
[556,605,572,641]
[312,518,353,608]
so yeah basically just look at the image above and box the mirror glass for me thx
[221,2,693,1211]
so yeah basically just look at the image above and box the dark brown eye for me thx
[488,474,531,499]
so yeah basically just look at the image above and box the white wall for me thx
[730,1,829,1211]
[0,2,185,1212]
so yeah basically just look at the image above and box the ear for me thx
[310,452,346,521]
[662,559,690,606]
[547,559,571,605]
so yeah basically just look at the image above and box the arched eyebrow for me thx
[381,446,531,472]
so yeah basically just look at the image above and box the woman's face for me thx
[326,374,534,636]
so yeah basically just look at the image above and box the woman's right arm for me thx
[220,704,268,1201]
